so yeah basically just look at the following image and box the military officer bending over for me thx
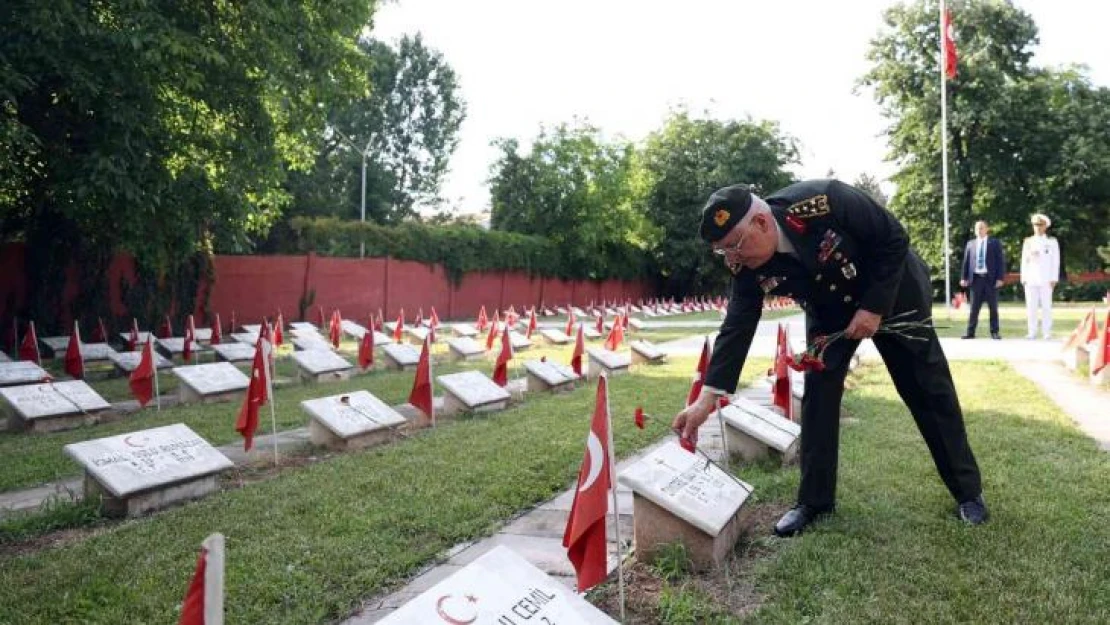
[672,180,988,536]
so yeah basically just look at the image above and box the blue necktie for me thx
[977,240,986,272]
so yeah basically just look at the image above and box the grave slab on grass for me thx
[340,320,368,340]
[509,331,532,351]
[64,423,234,517]
[585,347,631,380]
[292,349,355,383]
[241,324,262,334]
[119,331,152,345]
[293,335,334,352]
[437,370,511,418]
[193,328,212,343]
[407,326,430,345]
[172,362,250,404]
[0,352,9,363]
[211,342,256,363]
[540,328,572,345]
[524,360,579,393]
[448,337,485,362]
[230,332,260,346]
[582,327,602,341]
[618,441,754,570]
[630,340,666,366]
[381,344,421,371]
[375,545,618,624]
[451,323,479,338]
[0,361,51,387]
[39,336,71,357]
[720,397,801,465]
[1,380,111,433]
[109,350,173,375]
[301,390,406,451]
[156,337,205,359]
[289,321,317,333]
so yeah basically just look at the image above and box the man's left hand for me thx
[844,309,882,340]
[995,280,1004,288]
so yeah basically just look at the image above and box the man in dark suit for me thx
[672,180,988,536]
[959,220,1005,340]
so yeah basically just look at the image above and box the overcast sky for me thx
[371,0,1110,213]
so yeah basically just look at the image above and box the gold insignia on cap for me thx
[786,195,831,219]
[714,209,731,227]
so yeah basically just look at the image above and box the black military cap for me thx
[699,184,753,243]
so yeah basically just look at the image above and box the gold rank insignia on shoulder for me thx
[714,209,730,226]
[786,194,830,219]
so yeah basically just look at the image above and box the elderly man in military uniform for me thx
[672,180,988,536]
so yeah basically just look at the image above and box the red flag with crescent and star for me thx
[211,313,222,346]
[1063,309,1098,351]
[773,324,793,420]
[128,318,140,352]
[564,306,576,337]
[603,316,624,351]
[178,533,224,625]
[159,315,173,340]
[476,305,489,333]
[686,337,711,406]
[273,312,284,347]
[359,315,375,370]
[1092,309,1110,375]
[19,321,39,363]
[64,320,84,379]
[526,307,538,338]
[236,339,271,451]
[943,8,958,79]
[393,310,405,343]
[485,311,500,351]
[329,310,342,348]
[130,335,156,407]
[571,323,585,376]
[430,307,441,329]
[183,315,196,364]
[493,325,513,387]
[562,374,613,592]
[408,335,434,424]
[91,317,107,343]
[594,314,604,335]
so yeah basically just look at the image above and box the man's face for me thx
[712,211,777,272]
[975,221,989,237]
[1032,221,1047,234]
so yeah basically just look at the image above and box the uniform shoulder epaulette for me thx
[786,194,830,219]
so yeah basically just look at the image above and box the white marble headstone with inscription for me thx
[377,546,618,624]
[241,324,262,334]
[172,362,250,396]
[80,343,119,362]
[40,336,70,353]
[382,343,420,368]
[0,380,111,421]
[110,350,174,372]
[523,360,579,386]
[340,320,368,339]
[289,321,317,333]
[230,332,260,345]
[539,328,571,345]
[211,342,256,363]
[724,397,801,454]
[452,323,478,337]
[64,423,233,498]
[508,331,532,350]
[291,349,353,375]
[448,337,485,359]
[437,370,511,409]
[407,326,430,343]
[301,390,406,439]
[293,335,334,351]
[118,331,152,345]
[0,361,50,387]
[630,340,665,362]
[586,347,631,371]
[618,442,753,538]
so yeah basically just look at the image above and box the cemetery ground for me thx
[1,318,1108,623]
[930,301,1091,340]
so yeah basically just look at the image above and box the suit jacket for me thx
[704,179,932,393]
[960,237,1005,283]
[1020,235,1060,285]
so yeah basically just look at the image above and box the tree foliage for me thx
[1,1,376,329]
[861,0,1110,276]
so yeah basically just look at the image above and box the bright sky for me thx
[372,0,1110,213]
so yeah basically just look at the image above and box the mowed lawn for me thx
[931,301,1100,339]
[0,353,770,624]
[661,359,1110,624]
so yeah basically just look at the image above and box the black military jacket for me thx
[703,179,933,393]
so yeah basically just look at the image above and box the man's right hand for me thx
[672,392,717,443]
[959,279,968,288]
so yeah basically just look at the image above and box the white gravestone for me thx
[230,332,259,346]
[452,323,479,338]
[301,390,406,451]
[376,546,618,625]
[540,328,572,345]
[211,342,256,363]
[381,343,421,371]
[292,349,354,383]
[293,335,334,352]
[407,326,430,345]
[630,340,666,366]
[508,331,532,351]
[373,330,395,346]
[241,324,262,334]
[79,343,119,363]
[582,327,602,341]
[289,321,317,333]
[448,337,485,362]
[437,370,511,418]
[570,307,587,318]
[157,337,206,359]
[524,360,580,393]
[118,331,152,345]
[720,397,801,465]
[109,350,173,375]
[556,306,568,314]
[618,442,754,569]
[1,380,112,433]
[0,361,50,387]
[193,328,212,343]
[586,347,631,380]
[172,362,250,404]
[0,351,9,363]
[627,317,644,331]
[64,423,234,517]
[340,320,368,340]
[40,336,70,357]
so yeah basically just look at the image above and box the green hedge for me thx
[287,217,651,283]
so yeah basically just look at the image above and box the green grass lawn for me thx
[602,359,1110,624]
[0,353,770,624]
[930,301,1099,339]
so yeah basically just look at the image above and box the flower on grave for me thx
[789,311,934,373]
[634,406,645,429]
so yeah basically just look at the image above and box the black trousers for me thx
[797,322,983,508]
[966,274,1000,335]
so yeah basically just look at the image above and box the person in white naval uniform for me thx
[1020,213,1060,339]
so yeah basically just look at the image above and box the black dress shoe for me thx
[991,333,1001,340]
[957,495,990,525]
[961,334,975,339]
[774,504,834,537]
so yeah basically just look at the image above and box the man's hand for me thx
[995,280,1004,288]
[1049,281,1057,288]
[844,309,882,340]
[672,393,716,444]
[959,279,968,288]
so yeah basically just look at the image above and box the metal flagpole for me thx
[940,0,953,316]
[601,373,627,622]
[152,337,162,411]
[31,321,41,366]
[262,339,279,467]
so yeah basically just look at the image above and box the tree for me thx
[1,1,376,328]
[861,0,1110,276]
[637,109,798,296]
[286,34,466,225]
[852,173,889,207]
[488,121,654,280]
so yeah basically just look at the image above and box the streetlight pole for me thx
[333,127,374,259]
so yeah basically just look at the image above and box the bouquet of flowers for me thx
[790,310,934,372]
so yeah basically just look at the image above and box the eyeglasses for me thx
[712,226,748,257]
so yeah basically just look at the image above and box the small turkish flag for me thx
[1091,309,1110,375]
[183,315,196,364]
[943,9,958,79]
[486,312,501,351]
[130,335,156,407]
[128,318,140,352]
[64,320,84,379]
[91,317,108,343]
[211,313,222,346]
[393,310,405,343]
[595,314,603,335]
[430,307,441,329]
[493,325,513,387]
[564,307,576,337]
[526,308,538,339]
[273,312,284,347]
[571,323,585,376]
[408,336,434,424]
[603,317,624,351]
[236,338,272,451]
[18,321,39,363]
[178,533,225,625]
[772,324,793,420]
[159,315,173,340]
[329,311,341,349]
[358,324,375,371]
[476,305,489,333]
[686,337,711,406]
[562,375,613,592]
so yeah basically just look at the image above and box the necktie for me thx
[977,240,986,272]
